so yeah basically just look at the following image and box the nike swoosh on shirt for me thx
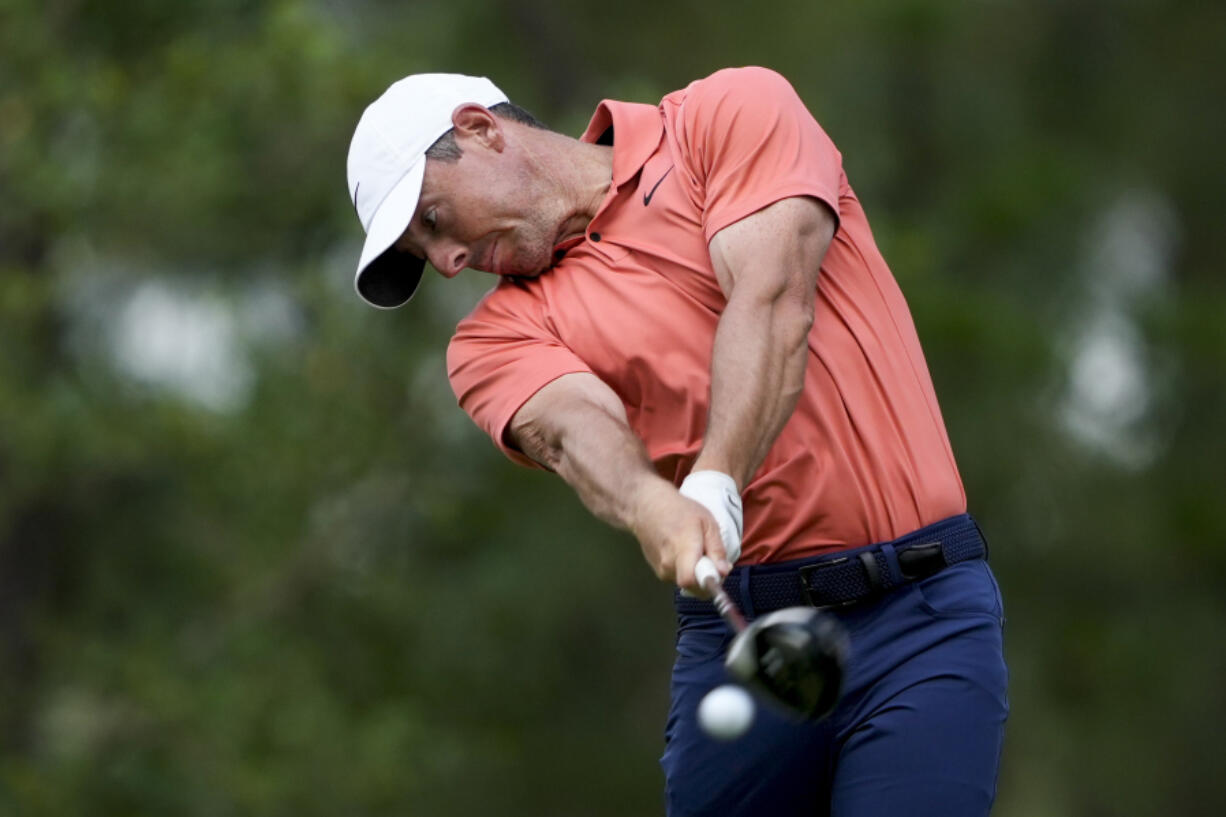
[643,166,674,206]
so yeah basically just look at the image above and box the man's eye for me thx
[424,210,438,231]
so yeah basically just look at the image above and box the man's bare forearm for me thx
[516,396,669,534]
[510,373,730,586]
[694,289,813,489]
[696,197,835,489]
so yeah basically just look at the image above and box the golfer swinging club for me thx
[345,67,1008,816]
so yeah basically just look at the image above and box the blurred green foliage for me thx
[1,0,1224,814]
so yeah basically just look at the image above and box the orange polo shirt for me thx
[447,67,966,563]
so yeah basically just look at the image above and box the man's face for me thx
[394,111,562,280]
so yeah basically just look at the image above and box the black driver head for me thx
[724,606,849,721]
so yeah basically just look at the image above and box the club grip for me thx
[694,556,722,595]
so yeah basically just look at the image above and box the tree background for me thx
[2,0,1223,814]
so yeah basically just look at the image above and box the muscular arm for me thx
[509,373,729,592]
[693,196,837,489]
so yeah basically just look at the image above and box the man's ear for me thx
[450,104,504,151]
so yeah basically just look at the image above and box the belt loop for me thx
[858,551,882,591]
[880,543,904,585]
[971,515,989,560]
[739,565,755,620]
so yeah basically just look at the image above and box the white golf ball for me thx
[697,684,755,741]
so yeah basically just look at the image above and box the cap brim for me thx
[356,250,425,309]
[354,159,428,309]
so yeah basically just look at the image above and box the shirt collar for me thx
[580,99,665,189]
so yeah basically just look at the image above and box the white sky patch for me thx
[55,243,301,414]
[1057,189,1178,469]
[1061,314,1153,462]
[112,282,253,412]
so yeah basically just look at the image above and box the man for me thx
[346,68,1007,816]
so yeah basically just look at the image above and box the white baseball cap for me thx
[347,73,509,309]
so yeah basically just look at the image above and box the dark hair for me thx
[424,102,548,162]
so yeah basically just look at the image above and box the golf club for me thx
[695,556,849,721]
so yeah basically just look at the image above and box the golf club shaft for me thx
[695,556,748,632]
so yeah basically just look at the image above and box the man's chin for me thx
[502,251,554,278]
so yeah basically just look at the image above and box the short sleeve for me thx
[447,287,592,468]
[673,66,843,243]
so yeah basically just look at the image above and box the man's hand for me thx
[628,478,731,595]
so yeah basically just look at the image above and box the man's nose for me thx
[430,242,468,278]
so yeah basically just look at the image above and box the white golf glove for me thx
[679,470,743,566]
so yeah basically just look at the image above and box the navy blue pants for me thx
[661,557,1008,816]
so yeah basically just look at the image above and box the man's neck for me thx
[523,128,614,244]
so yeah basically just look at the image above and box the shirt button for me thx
[590,232,602,242]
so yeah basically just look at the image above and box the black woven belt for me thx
[675,514,987,618]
